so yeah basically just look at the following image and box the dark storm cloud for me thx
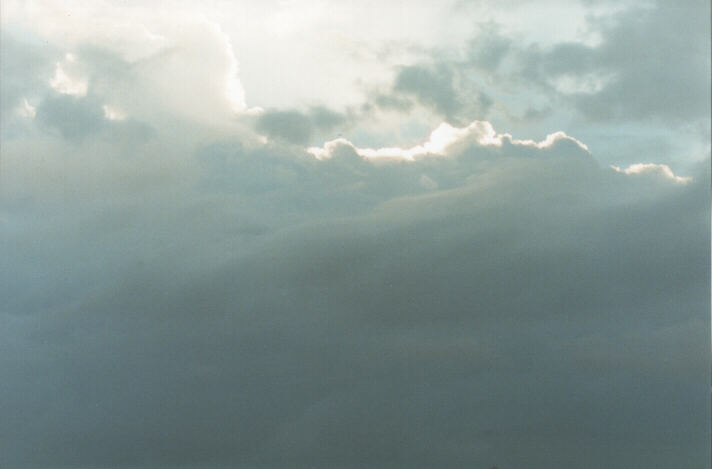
[1,119,708,468]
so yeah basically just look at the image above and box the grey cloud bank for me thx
[3,118,708,468]
[0,1,709,468]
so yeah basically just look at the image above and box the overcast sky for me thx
[1,1,710,468]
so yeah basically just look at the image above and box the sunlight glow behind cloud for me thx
[611,162,692,183]
[307,120,590,161]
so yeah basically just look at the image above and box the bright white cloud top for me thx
[307,121,590,161]
[611,163,692,184]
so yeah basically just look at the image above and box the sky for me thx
[0,1,710,468]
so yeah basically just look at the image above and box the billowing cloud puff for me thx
[84,18,249,123]
[49,53,88,97]
[611,163,692,184]
[308,120,590,161]
[3,1,248,127]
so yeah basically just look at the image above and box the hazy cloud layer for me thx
[1,1,709,468]
[3,115,708,468]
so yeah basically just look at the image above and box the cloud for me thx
[393,64,460,117]
[571,2,710,122]
[256,110,314,145]
[373,63,494,123]
[35,94,106,139]
[467,24,512,70]
[3,3,249,127]
[611,163,692,184]
[255,106,350,145]
[0,32,56,120]
[16,98,36,119]
[49,53,88,96]
[308,120,590,161]
[474,1,711,123]
[3,107,708,468]
[32,92,155,143]
[0,2,708,468]
[107,19,247,121]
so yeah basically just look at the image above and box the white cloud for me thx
[308,120,590,161]
[6,1,248,125]
[611,163,692,183]
[49,53,88,97]
[109,19,248,121]
[102,104,126,121]
[16,98,36,118]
